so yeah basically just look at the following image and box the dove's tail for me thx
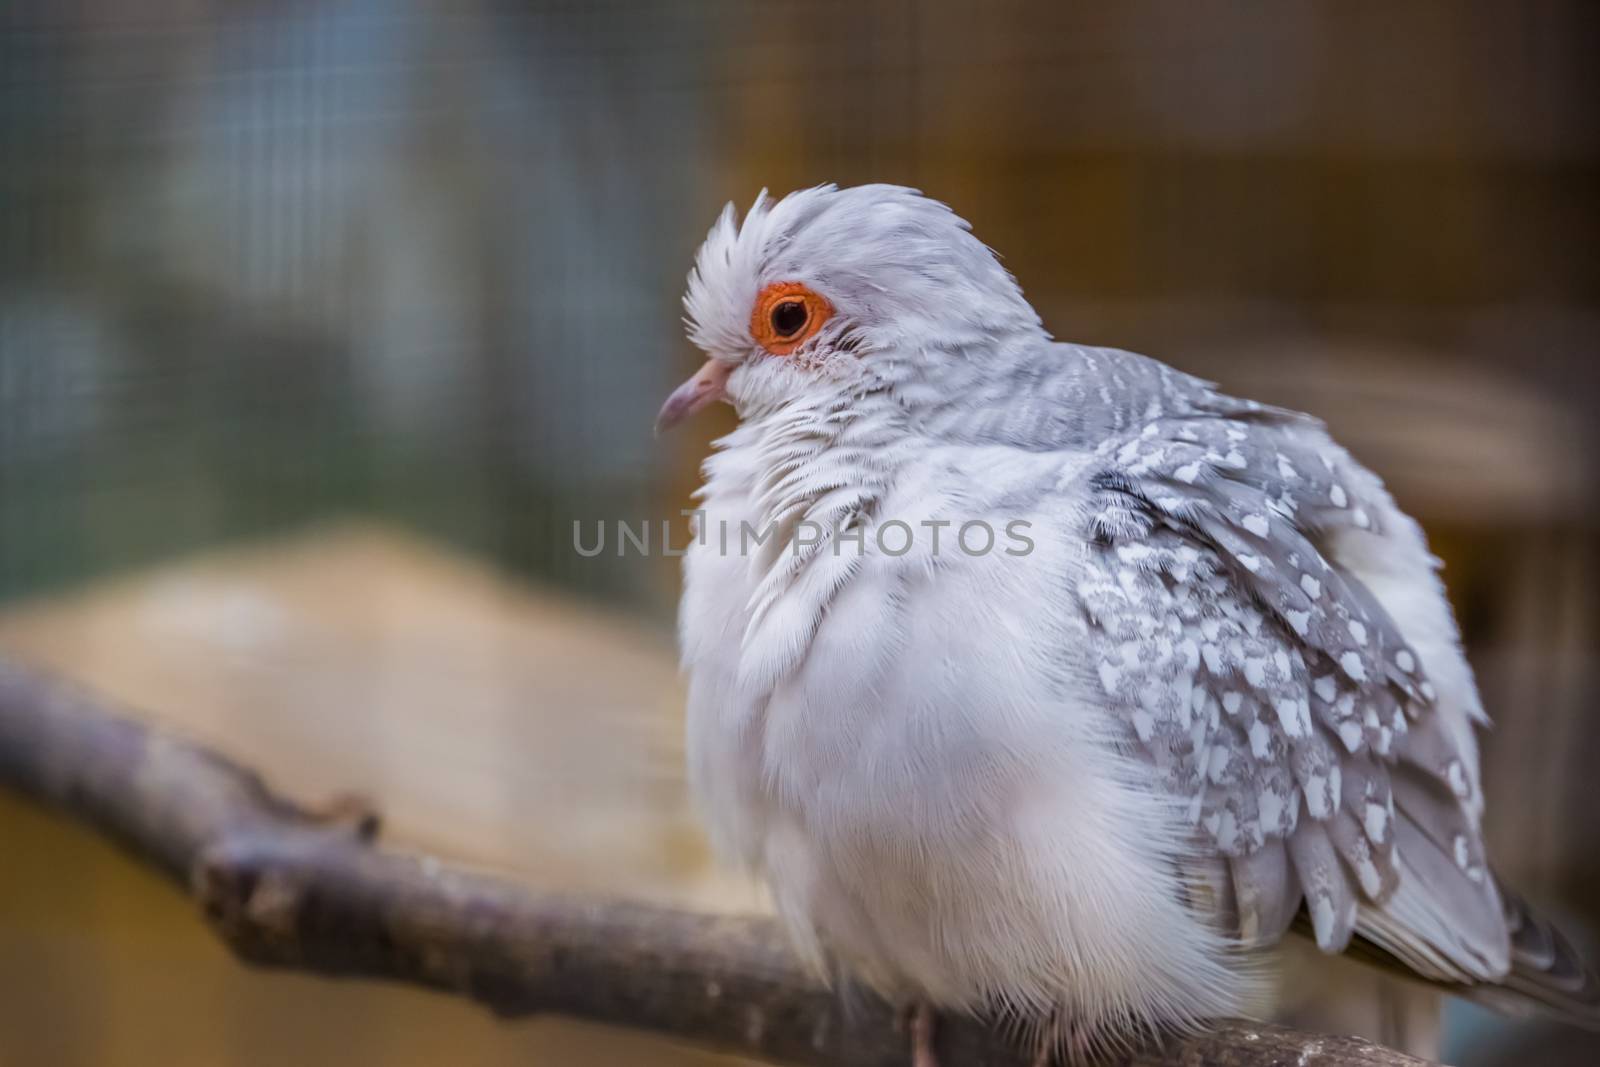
[1463,884,1600,1030]
[1342,877,1600,1030]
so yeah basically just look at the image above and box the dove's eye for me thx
[771,301,807,338]
[751,281,833,356]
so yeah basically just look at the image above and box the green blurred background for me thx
[1,2,1596,1064]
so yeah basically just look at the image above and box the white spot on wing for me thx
[1259,787,1285,832]
[1355,856,1384,897]
[1365,802,1390,844]
[1249,720,1272,758]
[1311,896,1337,948]
[1276,697,1310,738]
[1216,809,1239,851]
[1098,662,1122,695]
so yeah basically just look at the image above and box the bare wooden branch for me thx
[0,658,1429,1066]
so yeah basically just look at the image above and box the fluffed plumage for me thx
[668,184,1599,1058]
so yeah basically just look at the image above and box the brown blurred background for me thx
[1,2,1596,1064]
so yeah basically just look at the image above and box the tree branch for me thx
[0,658,1428,1066]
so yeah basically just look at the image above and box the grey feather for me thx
[1489,886,1600,1025]
[1386,816,1508,978]
[1230,841,1300,945]
[1288,820,1360,952]
[1345,882,1600,1029]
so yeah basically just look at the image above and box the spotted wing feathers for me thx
[1079,403,1509,980]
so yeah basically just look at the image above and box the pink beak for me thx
[655,359,733,434]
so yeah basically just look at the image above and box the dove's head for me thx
[657,184,1043,431]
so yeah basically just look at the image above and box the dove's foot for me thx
[304,791,381,841]
[906,1001,938,1067]
[1029,1011,1095,1067]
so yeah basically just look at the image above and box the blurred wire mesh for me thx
[1,0,720,611]
[1,2,1597,1065]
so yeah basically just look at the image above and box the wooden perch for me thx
[0,657,1428,1067]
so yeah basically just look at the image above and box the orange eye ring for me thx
[751,281,833,356]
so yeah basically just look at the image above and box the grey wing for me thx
[1077,398,1512,987]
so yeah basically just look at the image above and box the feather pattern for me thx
[1076,397,1518,974]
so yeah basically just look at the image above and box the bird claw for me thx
[303,791,381,842]
[1031,1011,1096,1067]
[904,1002,939,1067]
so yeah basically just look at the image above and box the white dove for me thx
[660,184,1598,1064]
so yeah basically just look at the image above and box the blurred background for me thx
[0,2,1596,1064]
